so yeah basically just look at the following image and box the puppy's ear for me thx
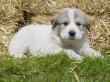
[74,9,90,30]
[83,19,90,30]
[83,20,90,31]
[51,15,58,29]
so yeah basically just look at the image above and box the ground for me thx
[0,48,110,82]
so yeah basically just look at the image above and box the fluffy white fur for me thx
[8,8,102,61]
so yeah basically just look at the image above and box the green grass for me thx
[0,49,110,82]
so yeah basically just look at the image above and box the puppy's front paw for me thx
[82,47,103,59]
[74,54,83,61]
[66,50,83,61]
[93,51,103,58]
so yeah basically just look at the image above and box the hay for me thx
[0,0,110,55]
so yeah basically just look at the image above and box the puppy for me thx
[8,8,101,61]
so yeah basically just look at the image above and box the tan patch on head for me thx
[51,8,70,28]
[74,8,90,29]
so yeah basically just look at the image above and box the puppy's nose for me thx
[69,30,76,37]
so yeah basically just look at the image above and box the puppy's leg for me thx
[82,44,102,58]
[63,49,83,61]
[9,47,27,58]
[29,46,83,61]
[9,42,28,58]
[41,48,83,61]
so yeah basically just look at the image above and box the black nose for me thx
[69,30,75,37]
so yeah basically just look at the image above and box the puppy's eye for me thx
[63,22,69,26]
[76,22,81,26]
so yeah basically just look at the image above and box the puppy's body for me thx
[9,8,101,61]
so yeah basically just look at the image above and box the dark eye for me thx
[63,22,69,26]
[76,22,81,26]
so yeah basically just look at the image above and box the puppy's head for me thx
[51,8,90,42]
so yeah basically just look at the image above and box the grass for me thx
[0,48,110,82]
[0,0,110,55]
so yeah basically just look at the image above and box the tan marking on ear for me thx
[74,8,90,30]
[51,8,70,28]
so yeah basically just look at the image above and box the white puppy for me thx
[8,8,101,61]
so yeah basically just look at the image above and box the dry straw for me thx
[0,0,110,55]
